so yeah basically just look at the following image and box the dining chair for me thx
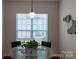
[2,56,13,59]
[11,41,21,48]
[50,56,60,59]
[41,41,51,48]
[11,41,21,59]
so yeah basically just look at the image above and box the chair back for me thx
[11,41,21,48]
[41,41,51,48]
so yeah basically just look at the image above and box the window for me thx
[16,13,48,43]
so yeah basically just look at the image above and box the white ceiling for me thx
[6,0,59,2]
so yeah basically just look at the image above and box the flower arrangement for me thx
[21,40,39,48]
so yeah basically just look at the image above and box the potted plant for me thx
[21,40,39,56]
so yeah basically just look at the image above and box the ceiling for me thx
[6,0,59,2]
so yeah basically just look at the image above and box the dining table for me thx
[12,46,53,59]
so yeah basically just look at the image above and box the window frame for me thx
[16,13,48,42]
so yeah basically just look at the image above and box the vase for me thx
[25,48,38,57]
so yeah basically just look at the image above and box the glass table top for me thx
[12,46,52,59]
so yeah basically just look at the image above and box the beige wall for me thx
[3,1,59,56]
[2,0,6,57]
[59,0,76,59]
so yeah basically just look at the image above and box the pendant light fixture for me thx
[28,0,36,19]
